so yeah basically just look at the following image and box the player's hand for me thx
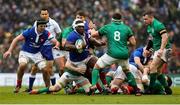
[76,67,86,74]
[3,51,12,59]
[100,41,106,46]
[157,49,163,57]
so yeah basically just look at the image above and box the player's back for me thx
[99,22,133,59]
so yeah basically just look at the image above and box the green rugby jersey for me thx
[147,18,170,51]
[98,21,133,59]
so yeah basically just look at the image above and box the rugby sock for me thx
[100,72,107,85]
[50,76,56,85]
[38,87,50,94]
[92,69,100,86]
[126,72,137,87]
[106,76,112,86]
[96,83,102,92]
[149,73,158,88]
[29,75,36,90]
[157,74,168,88]
[17,80,22,87]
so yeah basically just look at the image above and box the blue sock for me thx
[50,76,56,85]
[29,75,36,90]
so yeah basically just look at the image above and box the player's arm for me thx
[64,41,77,52]
[134,57,144,73]
[48,32,60,49]
[160,29,168,50]
[128,36,136,50]
[90,30,99,37]
[89,37,106,47]
[65,61,86,74]
[50,38,60,49]
[3,34,25,58]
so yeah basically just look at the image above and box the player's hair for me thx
[41,8,48,11]
[143,10,154,17]
[76,10,86,17]
[36,18,48,26]
[112,12,122,20]
[146,40,153,51]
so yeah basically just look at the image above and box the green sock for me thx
[92,69,100,86]
[126,72,137,88]
[149,73,158,88]
[38,87,49,94]
[106,76,112,86]
[157,74,168,88]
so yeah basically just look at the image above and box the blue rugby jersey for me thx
[21,27,53,54]
[66,30,90,62]
[129,47,152,68]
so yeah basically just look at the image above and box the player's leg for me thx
[53,49,68,77]
[26,64,38,92]
[45,60,55,86]
[14,51,29,93]
[41,45,56,86]
[129,64,144,93]
[55,57,65,76]
[149,49,170,93]
[75,76,92,94]
[32,52,50,88]
[86,55,107,92]
[157,64,172,94]
[105,71,114,86]
[110,66,126,94]
[120,60,141,96]
[91,53,114,87]
[30,72,69,94]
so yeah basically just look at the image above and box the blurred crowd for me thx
[0,0,179,73]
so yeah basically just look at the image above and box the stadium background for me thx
[0,0,179,84]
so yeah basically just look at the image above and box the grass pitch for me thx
[0,86,180,104]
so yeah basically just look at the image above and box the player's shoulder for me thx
[49,17,59,24]
[153,18,164,27]
[68,31,77,38]
[24,27,34,33]
[134,47,143,54]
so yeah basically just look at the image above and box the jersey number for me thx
[114,31,120,41]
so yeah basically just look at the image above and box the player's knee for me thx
[19,62,27,69]
[19,57,28,64]
[94,63,101,69]
[37,61,46,70]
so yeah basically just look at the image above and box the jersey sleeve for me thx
[133,50,142,58]
[98,25,108,36]
[66,32,77,44]
[127,27,133,38]
[156,22,166,34]
[54,21,62,33]
[22,29,30,38]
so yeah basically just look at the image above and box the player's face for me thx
[40,10,49,20]
[76,26,84,35]
[37,24,46,33]
[76,15,85,21]
[143,15,152,25]
[143,50,152,57]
